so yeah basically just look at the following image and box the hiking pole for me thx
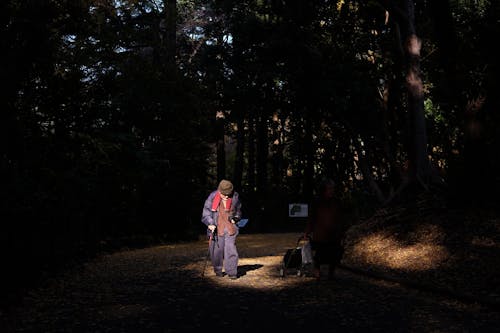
[201,228,216,277]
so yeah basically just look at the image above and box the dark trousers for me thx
[312,241,343,268]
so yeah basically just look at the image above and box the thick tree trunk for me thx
[388,0,431,189]
[405,32,431,185]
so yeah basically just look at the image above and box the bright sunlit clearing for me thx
[350,231,448,271]
[183,256,313,290]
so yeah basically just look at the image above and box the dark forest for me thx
[1,0,499,311]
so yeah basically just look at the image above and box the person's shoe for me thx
[215,272,224,277]
[228,275,238,280]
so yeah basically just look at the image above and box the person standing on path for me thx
[304,178,346,280]
[201,179,242,279]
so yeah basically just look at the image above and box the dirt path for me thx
[2,233,499,332]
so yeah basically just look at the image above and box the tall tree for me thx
[377,0,433,198]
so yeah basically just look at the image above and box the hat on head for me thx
[218,179,234,196]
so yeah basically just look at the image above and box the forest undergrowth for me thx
[342,192,500,308]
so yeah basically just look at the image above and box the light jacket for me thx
[201,190,242,230]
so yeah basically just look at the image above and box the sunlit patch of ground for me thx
[350,233,448,271]
[346,223,449,271]
[183,255,317,290]
[342,209,500,304]
[176,233,321,290]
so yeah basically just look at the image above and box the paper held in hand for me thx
[236,219,249,228]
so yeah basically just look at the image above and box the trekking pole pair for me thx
[201,228,218,277]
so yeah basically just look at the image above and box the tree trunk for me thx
[233,115,245,191]
[303,111,314,199]
[256,112,268,195]
[246,113,258,230]
[391,0,431,188]
[247,113,256,193]
[382,19,406,194]
[405,32,430,185]
[271,114,285,187]
[216,113,226,181]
